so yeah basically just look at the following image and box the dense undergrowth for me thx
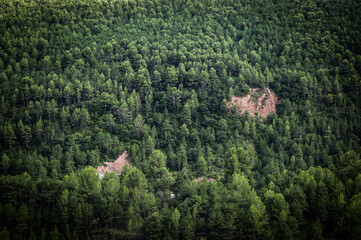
[0,0,361,239]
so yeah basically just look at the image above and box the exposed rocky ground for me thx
[228,88,281,119]
[192,176,216,183]
[96,151,129,179]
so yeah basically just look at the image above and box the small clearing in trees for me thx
[96,151,129,179]
[192,176,216,183]
[228,88,281,119]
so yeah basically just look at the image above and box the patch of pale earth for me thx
[192,176,216,183]
[228,88,281,119]
[96,151,129,179]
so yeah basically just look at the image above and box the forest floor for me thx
[93,228,145,240]
[228,88,281,120]
[96,151,129,179]
[192,176,216,183]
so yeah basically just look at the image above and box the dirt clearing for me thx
[192,176,216,183]
[96,151,129,179]
[228,88,281,119]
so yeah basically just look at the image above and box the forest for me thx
[0,0,361,239]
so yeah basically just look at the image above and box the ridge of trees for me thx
[0,0,361,239]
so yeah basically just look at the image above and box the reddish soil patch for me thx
[228,88,281,119]
[192,176,216,183]
[96,151,129,179]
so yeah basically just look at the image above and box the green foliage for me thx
[0,0,361,239]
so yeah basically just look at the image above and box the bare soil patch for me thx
[192,176,216,183]
[96,151,129,179]
[228,88,281,119]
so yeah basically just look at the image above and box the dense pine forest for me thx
[1,0,361,239]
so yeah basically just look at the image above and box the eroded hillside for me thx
[228,88,281,119]
[96,151,129,179]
